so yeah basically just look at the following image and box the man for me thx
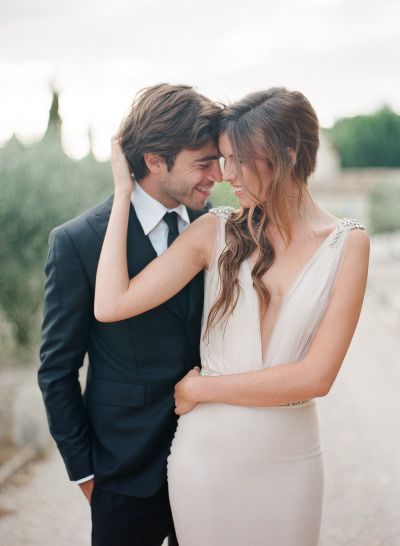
[38,83,222,546]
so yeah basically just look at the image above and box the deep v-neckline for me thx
[245,220,341,365]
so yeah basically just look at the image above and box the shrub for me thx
[0,131,111,345]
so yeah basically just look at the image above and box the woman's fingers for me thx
[110,137,133,193]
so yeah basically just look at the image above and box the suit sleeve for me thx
[38,226,94,481]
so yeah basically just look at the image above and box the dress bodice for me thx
[200,208,365,375]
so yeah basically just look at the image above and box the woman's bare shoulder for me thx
[178,212,220,262]
[345,223,370,254]
[335,222,370,288]
[185,207,236,268]
[186,210,220,234]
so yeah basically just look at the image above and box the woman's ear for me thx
[143,153,166,174]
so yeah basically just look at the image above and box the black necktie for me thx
[163,212,180,247]
[163,211,188,314]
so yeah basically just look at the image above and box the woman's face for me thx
[218,132,273,208]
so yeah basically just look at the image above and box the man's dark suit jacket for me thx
[38,195,204,497]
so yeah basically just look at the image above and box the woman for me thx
[95,87,369,545]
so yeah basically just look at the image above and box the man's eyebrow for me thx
[194,154,221,162]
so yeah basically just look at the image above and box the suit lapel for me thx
[87,195,113,242]
[126,207,157,276]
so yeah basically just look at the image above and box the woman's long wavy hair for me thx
[205,87,320,336]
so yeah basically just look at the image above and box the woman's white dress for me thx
[168,209,364,546]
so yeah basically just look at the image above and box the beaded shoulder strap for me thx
[340,218,365,230]
[330,218,366,247]
[209,205,236,219]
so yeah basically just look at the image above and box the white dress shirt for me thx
[131,181,190,254]
[76,182,190,485]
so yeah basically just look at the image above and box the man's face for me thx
[160,141,222,210]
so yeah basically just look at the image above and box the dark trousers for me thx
[91,483,178,546]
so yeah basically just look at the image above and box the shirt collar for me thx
[131,181,190,235]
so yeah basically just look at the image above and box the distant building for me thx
[309,131,400,227]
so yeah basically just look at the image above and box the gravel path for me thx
[0,448,90,545]
[0,287,399,545]
[318,290,400,546]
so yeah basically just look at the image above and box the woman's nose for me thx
[223,164,235,182]
[210,161,223,183]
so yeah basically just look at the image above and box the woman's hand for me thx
[111,137,134,195]
[174,367,201,415]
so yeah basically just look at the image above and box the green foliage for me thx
[0,130,112,345]
[329,106,400,168]
[369,181,400,234]
[210,182,238,208]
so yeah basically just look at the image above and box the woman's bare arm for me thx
[174,228,370,413]
[94,140,216,322]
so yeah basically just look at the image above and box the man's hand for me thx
[79,478,94,503]
[174,367,201,415]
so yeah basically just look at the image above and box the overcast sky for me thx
[1,0,399,159]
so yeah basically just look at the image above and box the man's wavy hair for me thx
[205,87,320,335]
[118,83,222,181]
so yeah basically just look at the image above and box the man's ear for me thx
[144,153,166,174]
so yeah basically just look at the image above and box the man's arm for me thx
[38,226,94,487]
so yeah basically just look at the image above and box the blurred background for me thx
[0,0,399,544]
